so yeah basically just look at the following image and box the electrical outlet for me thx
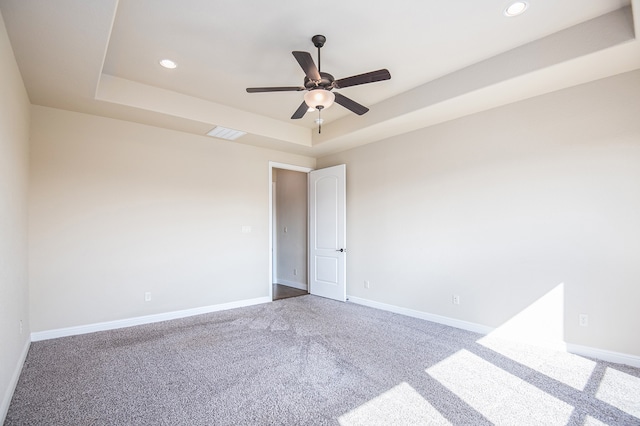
[293,268,297,276]
[452,295,460,305]
[579,314,588,327]
[19,320,23,334]
[364,280,370,289]
[145,292,152,302]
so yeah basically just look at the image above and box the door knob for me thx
[336,248,346,252]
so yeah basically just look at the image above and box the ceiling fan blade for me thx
[291,101,309,119]
[246,86,305,93]
[292,51,321,81]
[335,69,391,89]
[334,92,369,115]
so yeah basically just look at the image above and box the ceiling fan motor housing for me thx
[304,72,335,90]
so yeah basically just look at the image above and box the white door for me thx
[309,164,346,301]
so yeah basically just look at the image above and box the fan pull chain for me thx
[315,108,323,134]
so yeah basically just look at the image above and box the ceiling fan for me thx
[246,35,391,131]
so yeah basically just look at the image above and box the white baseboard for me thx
[1,337,30,423]
[347,295,640,368]
[347,295,494,335]
[31,296,271,342]
[567,343,640,368]
[274,280,307,291]
[24,293,640,369]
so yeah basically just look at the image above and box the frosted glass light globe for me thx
[304,89,335,110]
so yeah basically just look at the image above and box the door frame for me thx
[268,161,313,300]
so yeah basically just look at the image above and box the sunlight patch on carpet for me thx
[426,349,574,424]
[478,335,596,391]
[584,415,609,426]
[338,382,451,426]
[595,367,640,418]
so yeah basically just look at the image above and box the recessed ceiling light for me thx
[504,1,528,17]
[206,126,246,141]
[159,59,177,69]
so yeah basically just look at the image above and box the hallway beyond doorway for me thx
[272,284,307,301]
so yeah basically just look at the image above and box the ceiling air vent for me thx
[206,126,246,141]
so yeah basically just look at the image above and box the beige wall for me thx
[28,106,315,332]
[318,70,640,356]
[275,169,307,289]
[0,10,31,421]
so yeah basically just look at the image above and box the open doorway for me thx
[270,163,312,301]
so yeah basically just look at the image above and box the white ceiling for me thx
[1,0,639,157]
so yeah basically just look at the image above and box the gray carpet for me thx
[5,295,640,425]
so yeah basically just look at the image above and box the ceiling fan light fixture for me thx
[246,35,391,121]
[304,89,335,110]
